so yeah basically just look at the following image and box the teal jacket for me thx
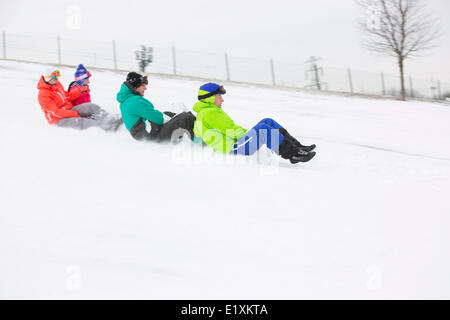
[116,83,164,131]
[193,100,247,153]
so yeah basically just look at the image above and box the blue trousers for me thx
[232,118,285,155]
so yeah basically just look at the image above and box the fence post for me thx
[437,80,442,100]
[172,46,177,75]
[57,35,61,65]
[2,32,6,59]
[112,40,117,70]
[270,58,276,86]
[224,53,230,81]
[347,68,354,93]
[381,72,386,95]
[409,76,414,98]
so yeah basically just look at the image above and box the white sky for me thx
[1,0,449,82]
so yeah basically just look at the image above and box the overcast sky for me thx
[1,0,449,82]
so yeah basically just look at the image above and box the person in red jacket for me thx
[37,67,122,131]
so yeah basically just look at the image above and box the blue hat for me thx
[198,83,226,100]
[74,64,91,85]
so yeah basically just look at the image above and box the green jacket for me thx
[116,83,164,131]
[193,100,247,153]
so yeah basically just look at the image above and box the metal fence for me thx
[1,31,449,100]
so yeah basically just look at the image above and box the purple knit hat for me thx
[74,64,91,85]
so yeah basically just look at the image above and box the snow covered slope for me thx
[1,60,450,299]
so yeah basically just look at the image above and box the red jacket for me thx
[37,76,83,124]
[69,83,91,106]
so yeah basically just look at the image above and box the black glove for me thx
[163,111,176,118]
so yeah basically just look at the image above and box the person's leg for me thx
[57,116,121,131]
[232,120,316,163]
[233,120,284,156]
[279,128,316,152]
[71,103,104,118]
[56,117,102,130]
[258,118,284,130]
[256,117,316,152]
[233,129,259,155]
[72,103,123,131]
[257,118,315,151]
[156,112,196,142]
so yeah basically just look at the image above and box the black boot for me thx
[279,138,316,164]
[298,143,316,152]
[278,135,299,160]
[289,150,316,164]
[279,128,316,152]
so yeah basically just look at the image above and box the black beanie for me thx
[126,72,148,88]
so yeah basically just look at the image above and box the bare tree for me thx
[357,0,440,100]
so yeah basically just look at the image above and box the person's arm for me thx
[204,109,247,139]
[129,97,164,125]
[38,92,80,118]
[68,86,89,101]
[229,124,247,139]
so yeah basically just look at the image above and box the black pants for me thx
[130,112,195,142]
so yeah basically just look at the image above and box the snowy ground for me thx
[1,60,450,299]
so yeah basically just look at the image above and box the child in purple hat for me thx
[68,64,92,106]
